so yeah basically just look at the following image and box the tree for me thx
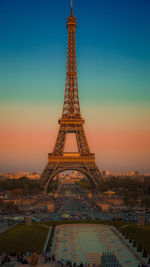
[10,188,23,198]
[0,198,4,207]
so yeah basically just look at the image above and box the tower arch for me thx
[44,167,98,194]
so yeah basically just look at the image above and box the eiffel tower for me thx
[41,2,103,192]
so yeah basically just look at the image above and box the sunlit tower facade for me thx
[41,2,103,192]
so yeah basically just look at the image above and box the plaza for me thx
[52,224,141,266]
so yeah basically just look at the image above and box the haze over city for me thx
[0,0,150,174]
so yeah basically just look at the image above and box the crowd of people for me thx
[1,251,150,267]
[43,256,96,267]
[0,251,38,265]
[0,251,91,267]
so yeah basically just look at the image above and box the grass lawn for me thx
[0,224,49,255]
[122,224,150,254]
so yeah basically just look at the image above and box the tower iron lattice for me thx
[41,5,103,192]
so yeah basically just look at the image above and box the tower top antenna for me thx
[71,0,73,16]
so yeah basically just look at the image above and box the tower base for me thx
[41,153,103,193]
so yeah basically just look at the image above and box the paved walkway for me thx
[52,224,142,266]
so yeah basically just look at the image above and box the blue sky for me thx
[0,0,150,104]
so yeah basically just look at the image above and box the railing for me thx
[44,224,56,254]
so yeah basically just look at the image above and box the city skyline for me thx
[0,0,150,174]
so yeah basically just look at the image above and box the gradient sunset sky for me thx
[0,0,150,174]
